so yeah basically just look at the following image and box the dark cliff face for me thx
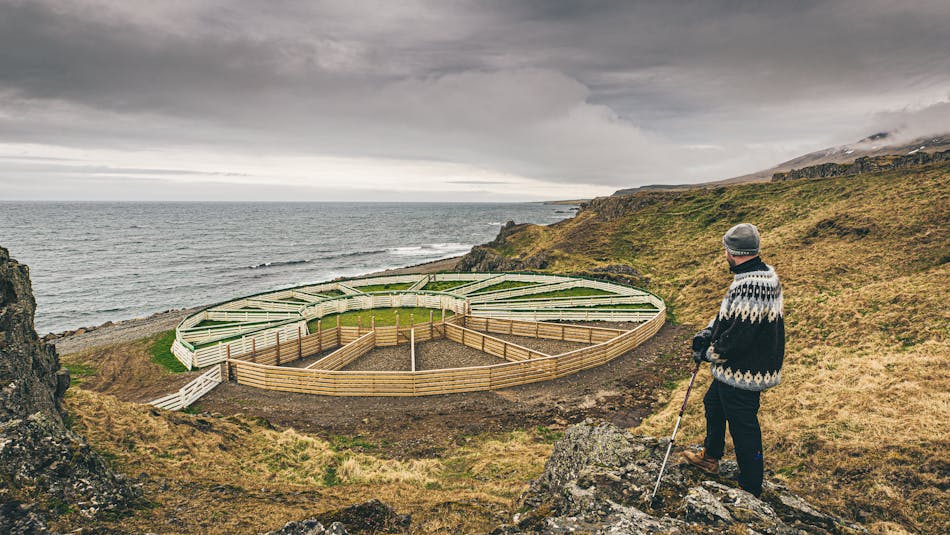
[580,191,669,222]
[0,246,68,424]
[0,245,138,533]
[772,149,950,181]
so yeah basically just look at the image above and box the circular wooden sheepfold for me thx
[172,272,665,396]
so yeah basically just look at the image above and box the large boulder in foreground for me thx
[0,246,138,533]
[265,499,410,534]
[495,420,865,534]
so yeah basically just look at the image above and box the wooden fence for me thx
[227,312,664,396]
[228,316,462,367]
[444,322,549,362]
[461,315,624,344]
[173,271,666,370]
[306,331,377,370]
[149,363,225,411]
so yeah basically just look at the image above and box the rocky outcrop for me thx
[312,499,410,533]
[0,246,138,533]
[456,247,551,272]
[580,193,667,222]
[494,421,865,534]
[265,499,409,535]
[265,519,348,535]
[457,221,552,272]
[772,149,950,181]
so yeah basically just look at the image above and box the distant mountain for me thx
[612,131,950,196]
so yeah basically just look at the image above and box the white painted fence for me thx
[149,363,225,411]
[172,272,665,370]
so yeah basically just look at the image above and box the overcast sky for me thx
[1,0,949,201]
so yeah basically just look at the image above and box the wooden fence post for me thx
[429,310,434,338]
[317,320,323,352]
[275,332,281,366]
[358,315,363,333]
[411,328,416,372]
[336,315,341,345]
[298,325,303,358]
[372,316,376,330]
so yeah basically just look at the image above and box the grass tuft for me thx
[148,330,188,373]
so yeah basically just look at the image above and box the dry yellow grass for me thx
[57,388,551,534]
[480,163,949,532]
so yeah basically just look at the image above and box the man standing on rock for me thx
[682,223,785,497]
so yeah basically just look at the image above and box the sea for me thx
[0,202,576,334]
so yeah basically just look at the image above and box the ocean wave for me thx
[248,259,311,269]
[388,242,471,256]
[324,249,388,260]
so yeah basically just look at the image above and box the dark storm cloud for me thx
[0,0,948,198]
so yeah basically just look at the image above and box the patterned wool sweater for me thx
[707,256,785,391]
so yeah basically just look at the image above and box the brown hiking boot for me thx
[682,448,720,474]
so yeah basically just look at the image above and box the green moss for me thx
[502,287,614,300]
[148,330,188,373]
[353,282,414,292]
[63,362,97,385]
[423,280,468,291]
[534,426,563,444]
[322,463,341,486]
[472,280,539,293]
[307,307,453,330]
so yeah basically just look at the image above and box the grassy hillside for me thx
[56,388,552,533]
[467,163,950,533]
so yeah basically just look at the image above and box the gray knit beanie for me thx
[723,223,760,256]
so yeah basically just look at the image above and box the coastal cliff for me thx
[0,246,138,532]
[772,149,950,181]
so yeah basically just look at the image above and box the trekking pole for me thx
[651,355,703,500]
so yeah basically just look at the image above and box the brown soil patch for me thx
[63,336,202,403]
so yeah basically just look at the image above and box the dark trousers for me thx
[703,379,764,496]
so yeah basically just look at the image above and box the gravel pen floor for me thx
[282,322,633,372]
[282,348,341,369]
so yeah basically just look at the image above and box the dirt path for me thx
[64,336,203,403]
